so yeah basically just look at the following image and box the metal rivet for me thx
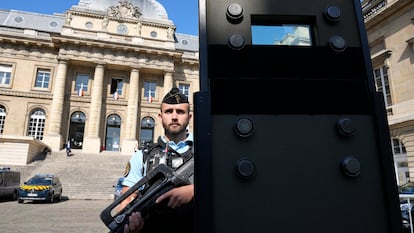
[234,118,253,138]
[329,35,347,52]
[324,6,342,22]
[341,156,361,177]
[235,158,255,179]
[228,34,245,50]
[226,3,243,23]
[336,118,355,136]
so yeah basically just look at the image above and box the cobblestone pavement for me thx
[0,199,113,233]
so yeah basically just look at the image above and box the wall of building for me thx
[363,0,414,184]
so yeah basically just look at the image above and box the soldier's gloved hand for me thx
[123,211,144,233]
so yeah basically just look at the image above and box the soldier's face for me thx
[159,103,191,135]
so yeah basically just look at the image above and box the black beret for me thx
[162,87,189,104]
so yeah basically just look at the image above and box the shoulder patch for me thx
[123,162,131,177]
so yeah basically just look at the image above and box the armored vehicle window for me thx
[252,24,312,46]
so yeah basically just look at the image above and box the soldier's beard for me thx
[164,123,188,140]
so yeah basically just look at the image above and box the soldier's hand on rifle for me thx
[123,211,144,233]
[155,184,194,208]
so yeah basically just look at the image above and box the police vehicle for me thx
[0,167,20,201]
[18,174,63,203]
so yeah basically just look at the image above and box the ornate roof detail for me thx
[107,0,142,20]
[71,0,169,21]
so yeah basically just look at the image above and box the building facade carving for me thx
[107,0,142,20]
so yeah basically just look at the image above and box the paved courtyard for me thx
[0,199,113,233]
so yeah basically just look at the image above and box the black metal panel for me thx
[209,79,371,115]
[208,46,367,79]
[195,0,403,232]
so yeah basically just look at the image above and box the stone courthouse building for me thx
[0,0,199,162]
[363,0,414,185]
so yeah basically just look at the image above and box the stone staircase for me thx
[3,150,131,200]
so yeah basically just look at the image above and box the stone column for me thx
[122,68,140,155]
[82,64,105,154]
[43,60,68,152]
[163,71,174,93]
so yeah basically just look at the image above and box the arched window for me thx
[107,114,121,126]
[0,105,6,135]
[71,111,86,123]
[140,116,155,145]
[68,111,86,149]
[105,114,121,151]
[27,108,46,140]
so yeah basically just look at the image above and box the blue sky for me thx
[0,0,199,36]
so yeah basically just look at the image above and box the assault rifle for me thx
[100,156,194,233]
